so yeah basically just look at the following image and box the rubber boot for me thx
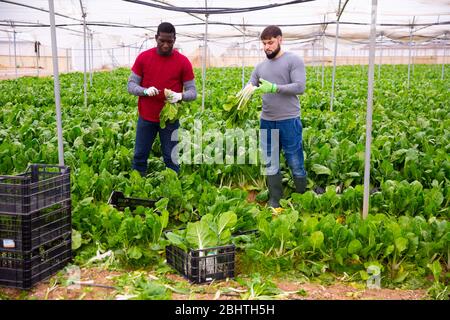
[267,174,283,208]
[293,176,307,194]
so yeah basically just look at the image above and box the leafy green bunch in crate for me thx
[165,211,237,251]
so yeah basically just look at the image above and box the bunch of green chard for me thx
[165,211,237,251]
[159,101,185,129]
[222,84,257,127]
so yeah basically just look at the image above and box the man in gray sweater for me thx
[246,25,307,208]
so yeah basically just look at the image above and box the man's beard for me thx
[157,47,172,56]
[265,44,281,59]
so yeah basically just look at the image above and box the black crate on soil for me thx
[0,164,72,289]
[0,234,72,289]
[108,191,158,211]
[166,244,235,284]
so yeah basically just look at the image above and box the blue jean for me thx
[132,116,180,175]
[260,117,307,177]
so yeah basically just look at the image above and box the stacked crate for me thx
[0,164,72,289]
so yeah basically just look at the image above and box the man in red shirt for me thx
[127,22,197,176]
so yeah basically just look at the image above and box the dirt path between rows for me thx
[0,267,428,300]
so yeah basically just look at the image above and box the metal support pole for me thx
[13,27,17,78]
[91,35,95,75]
[330,0,341,112]
[88,31,92,85]
[7,31,12,67]
[66,48,69,72]
[352,47,356,65]
[201,1,208,111]
[87,32,91,80]
[315,39,319,80]
[312,40,317,80]
[361,48,364,73]
[258,36,262,59]
[35,42,40,77]
[321,15,326,88]
[321,36,325,87]
[241,18,246,88]
[48,0,65,166]
[89,32,93,85]
[378,33,382,79]
[81,4,87,108]
[407,18,414,88]
[362,0,378,219]
[111,48,114,68]
[442,33,447,80]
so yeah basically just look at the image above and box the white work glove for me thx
[164,89,182,103]
[144,86,159,96]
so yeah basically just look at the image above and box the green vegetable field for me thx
[0,65,448,300]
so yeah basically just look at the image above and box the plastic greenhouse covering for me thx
[1,0,448,72]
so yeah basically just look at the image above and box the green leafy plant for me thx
[222,85,258,127]
[165,211,237,251]
[159,101,184,129]
[426,260,449,300]
[236,273,284,300]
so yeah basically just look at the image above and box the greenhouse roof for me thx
[0,0,449,55]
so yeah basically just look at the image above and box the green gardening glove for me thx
[257,78,278,94]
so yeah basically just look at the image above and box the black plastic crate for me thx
[0,233,72,289]
[0,164,70,215]
[108,191,158,211]
[0,201,71,252]
[166,244,235,283]
[0,164,72,289]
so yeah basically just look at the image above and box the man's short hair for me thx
[157,22,176,37]
[260,25,282,40]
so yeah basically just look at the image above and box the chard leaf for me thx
[304,217,319,233]
[359,270,369,280]
[393,270,410,283]
[384,244,395,257]
[223,101,234,111]
[310,231,324,250]
[217,211,237,236]
[186,220,217,250]
[348,239,362,255]
[72,229,82,250]
[345,172,360,177]
[160,209,169,230]
[166,231,188,252]
[335,253,344,265]
[155,198,169,211]
[258,218,271,238]
[427,260,443,282]
[128,246,142,260]
[219,229,232,243]
[394,237,408,253]
[311,164,331,175]
[160,102,179,129]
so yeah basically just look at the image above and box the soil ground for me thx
[0,267,428,300]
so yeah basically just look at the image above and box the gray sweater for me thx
[249,51,306,121]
